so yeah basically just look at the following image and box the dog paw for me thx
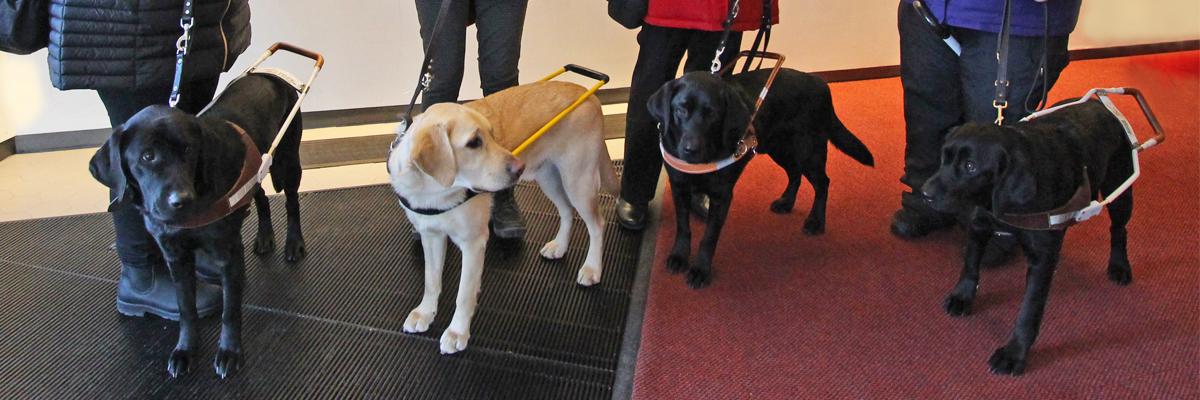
[285,237,307,263]
[1107,261,1133,286]
[943,294,974,317]
[666,254,688,274]
[167,349,191,378]
[987,345,1028,376]
[576,265,601,286]
[439,330,470,354]
[253,234,276,255]
[213,349,243,379]
[770,198,794,214]
[802,218,825,235]
[539,241,567,260]
[402,309,435,333]
[685,268,712,289]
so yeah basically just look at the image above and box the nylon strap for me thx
[401,0,457,126]
[168,0,197,108]
[741,0,773,73]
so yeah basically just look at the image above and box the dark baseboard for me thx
[0,137,14,162]
[1069,39,1199,61]
[8,40,1195,156]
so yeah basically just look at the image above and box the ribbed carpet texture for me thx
[632,51,1199,399]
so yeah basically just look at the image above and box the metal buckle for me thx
[733,140,748,158]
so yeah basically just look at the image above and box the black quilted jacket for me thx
[48,0,251,91]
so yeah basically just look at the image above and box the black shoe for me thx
[490,188,526,239]
[890,208,955,239]
[196,251,221,285]
[616,198,648,231]
[981,233,1019,268]
[116,263,221,321]
[689,194,710,219]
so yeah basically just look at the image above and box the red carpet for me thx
[632,51,1199,399]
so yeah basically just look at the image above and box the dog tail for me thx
[598,141,621,195]
[828,117,874,167]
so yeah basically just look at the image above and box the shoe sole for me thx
[491,225,526,239]
[117,298,221,321]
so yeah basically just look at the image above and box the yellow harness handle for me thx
[511,65,610,156]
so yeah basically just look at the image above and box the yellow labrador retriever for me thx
[387,81,619,353]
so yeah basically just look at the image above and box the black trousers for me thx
[897,1,1070,214]
[620,25,742,206]
[96,79,219,271]
[414,0,528,105]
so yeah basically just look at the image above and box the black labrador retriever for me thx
[649,69,874,288]
[921,100,1135,375]
[89,73,307,379]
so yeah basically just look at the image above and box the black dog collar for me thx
[396,189,481,216]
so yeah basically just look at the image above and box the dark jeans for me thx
[414,0,528,105]
[897,1,1069,214]
[96,79,219,271]
[620,25,742,206]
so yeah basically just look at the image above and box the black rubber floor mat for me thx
[298,114,627,170]
[0,162,643,399]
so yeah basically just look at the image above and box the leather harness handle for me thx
[268,42,325,69]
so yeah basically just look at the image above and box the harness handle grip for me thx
[268,42,325,69]
[1118,88,1166,150]
[718,51,785,76]
[564,64,610,83]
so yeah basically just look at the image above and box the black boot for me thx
[111,206,220,320]
[890,192,955,239]
[116,263,222,321]
[689,193,710,219]
[490,188,526,239]
[616,197,648,231]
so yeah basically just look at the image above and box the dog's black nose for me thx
[682,143,698,156]
[168,192,193,209]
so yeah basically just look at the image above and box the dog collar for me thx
[396,189,481,216]
[168,122,262,230]
[660,131,757,175]
[993,169,1096,231]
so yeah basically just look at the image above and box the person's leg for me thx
[415,0,469,106]
[97,78,222,320]
[616,25,690,230]
[892,1,962,238]
[474,0,526,96]
[957,29,1071,265]
[474,0,529,239]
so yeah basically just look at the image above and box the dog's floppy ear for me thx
[410,122,456,187]
[89,127,134,211]
[647,80,677,146]
[990,145,1036,216]
[721,86,752,148]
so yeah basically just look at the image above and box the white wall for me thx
[2,0,1197,140]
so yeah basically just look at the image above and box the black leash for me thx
[709,0,739,74]
[168,0,197,108]
[993,0,1051,124]
[741,0,773,73]
[991,0,1014,125]
[401,0,457,127]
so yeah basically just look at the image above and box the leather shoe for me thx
[890,208,955,239]
[981,233,1019,267]
[689,193,710,219]
[490,188,526,239]
[116,262,221,321]
[616,198,647,231]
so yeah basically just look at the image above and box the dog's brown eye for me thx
[466,136,482,149]
[964,160,978,174]
[141,151,156,162]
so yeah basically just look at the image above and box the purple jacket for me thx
[909,0,1082,37]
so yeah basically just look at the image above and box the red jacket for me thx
[646,0,779,32]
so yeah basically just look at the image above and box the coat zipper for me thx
[219,0,232,69]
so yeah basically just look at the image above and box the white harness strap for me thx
[1020,88,1147,224]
